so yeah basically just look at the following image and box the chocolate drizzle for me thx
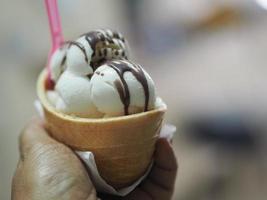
[65,41,89,63]
[106,60,149,115]
[81,30,128,69]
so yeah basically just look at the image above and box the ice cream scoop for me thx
[90,60,156,117]
[54,71,103,117]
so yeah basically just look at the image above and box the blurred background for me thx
[1,0,267,199]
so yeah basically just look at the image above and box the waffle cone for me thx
[37,70,166,189]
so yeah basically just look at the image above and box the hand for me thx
[12,118,178,200]
[12,118,97,200]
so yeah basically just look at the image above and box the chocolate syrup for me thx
[107,60,149,115]
[65,41,89,63]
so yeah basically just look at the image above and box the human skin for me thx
[12,118,178,200]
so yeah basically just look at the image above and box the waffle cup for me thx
[37,70,166,189]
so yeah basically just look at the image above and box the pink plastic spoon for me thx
[45,0,64,89]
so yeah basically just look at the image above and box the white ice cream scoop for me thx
[48,38,97,117]
[52,71,103,118]
[90,60,156,117]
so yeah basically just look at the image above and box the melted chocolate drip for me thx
[65,41,89,63]
[106,60,149,115]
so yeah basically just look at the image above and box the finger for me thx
[136,138,178,200]
[149,138,178,189]
[19,117,59,160]
[155,138,177,170]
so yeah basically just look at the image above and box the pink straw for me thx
[45,0,64,88]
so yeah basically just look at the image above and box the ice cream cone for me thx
[37,69,166,189]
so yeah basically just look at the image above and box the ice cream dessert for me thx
[47,29,157,118]
[37,29,166,189]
